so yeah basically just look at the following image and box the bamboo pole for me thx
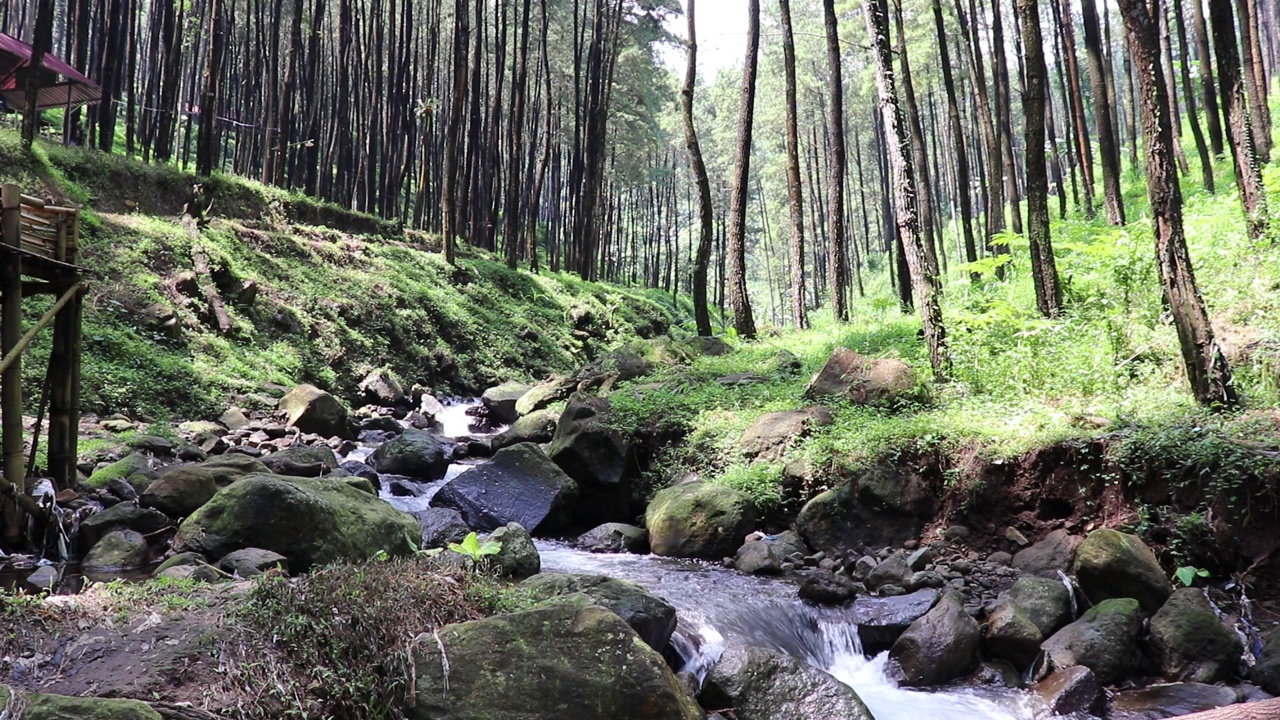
[0,282,82,376]
[2,184,25,543]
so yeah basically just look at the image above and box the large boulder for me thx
[84,452,153,491]
[359,368,405,407]
[1035,666,1105,717]
[22,693,162,720]
[432,443,578,534]
[172,473,418,571]
[794,465,935,553]
[369,429,450,480]
[279,384,351,439]
[480,381,531,425]
[201,454,270,486]
[490,408,559,451]
[1008,575,1075,638]
[485,522,541,579]
[407,604,702,720]
[414,507,472,549]
[735,532,808,575]
[548,396,634,526]
[140,465,218,518]
[850,588,940,652]
[983,600,1044,671]
[81,503,172,545]
[522,572,677,652]
[577,522,649,554]
[1148,588,1242,683]
[1073,528,1172,614]
[515,375,576,416]
[890,591,981,686]
[645,481,756,559]
[1013,529,1082,578]
[1041,597,1144,684]
[216,547,287,577]
[803,347,919,406]
[83,529,150,570]
[260,445,340,477]
[736,408,833,462]
[702,644,874,720]
[1254,626,1280,695]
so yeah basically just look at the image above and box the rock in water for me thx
[480,380,531,425]
[490,408,559,451]
[645,481,756,559]
[850,588,940,652]
[1254,626,1280,695]
[803,347,918,406]
[83,529,150,570]
[1148,588,1242,683]
[577,522,649,554]
[432,443,578,534]
[485,522,540,579]
[279,384,351,439]
[414,507,472,549]
[407,605,702,720]
[1035,666,1105,717]
[173,473,418,571]
[890,591,981,686]
[548,396,634,526]
[1041,597,1144,684]
[369,429,450,481]
[702,644,875,720]
[1072,528,1172,614]
[983,600,1044,671]
[521,572,677,652]
[798,570,857,604]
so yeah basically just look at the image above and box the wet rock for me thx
[703,644,875,720]
[359,368,405,407]
[736,408,833,462]
[1013,529,1082,578]
[140,464,218,518]
[984,600,1044,671]
[490,408,559,451]
[279,384,350,439]
[1036,665,1105,716]
[260,444,340,477]
[734,532,809,575]
[433,443,578,534]
[522,572,677,652]
[798,569,857,604]
[1254,626,1280,694]
[369,428,450,481]
[84,529,150,570]
[1148,588,1242,683]
[27,565,58,590]
[1009,576,1075,637]
[1111,682,1240,719]
[485,522,540,579]
[866,551,913,590]
[81,503,172,544]
[803,347,919,406]
[414,507,472,549]
[890,591,981,686]
[1042,597,1144,684]
[577,522,649,554]
[1073,528,1172,614]
[548,396,634,526]
[407,605,702,720]
[514,375,576,416]
[340,460,379,484]
[480,381,531,425]
[217,547,287,577]
[645,481,756,559]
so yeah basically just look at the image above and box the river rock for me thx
[1013,529,1082,578]
[548,395,634,526]
[490,408,559,451]
[1148,588,1242,683]
[794,465,935,553]
[260,445,339,477]
[217,547,287,577]
[340,459,379,484]
[480,381,531,425]
[577,522,649,553]
[81,503,172,545]
[369,429,450,480]
[702,644,874,720]
[798,569,857,604]
[1035,665,1105,716]
[85,452,153,491]
[485,522,540,578]
[734,532,808,575]
[522,573,677,652]
[140,464,218,518]
[128,434,176,455]
[802,347,919,406]
[432,443,578,534]
[866,551,913,591]
[1009,575,1075,637]
[279,384,351,439]
[84,529,150,570]
[173,473,418,571]
[851,588,940,652]
[736,408,833,462]
[1110,682,1240,719]
[201,454,270,486]
[514,374,576,416]
[1042,597,1144,684]
[890,591,981,686]
[1073,528,1172,614]
[645,481,756,559]
[407,604,702,720]
[219,408,250,431]
[984,600,1044,671]
[359,368,405,407]
[22,692,163,720]
[415,507,472,549]
[1254,626,1280,694]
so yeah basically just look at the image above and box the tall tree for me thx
[822,0,848,321]
[1172,0,1215,192]
[726,0,759,339]
[21,0,53,147]
[1054,0,1096,218]
[440,0,470,264]
[1116,0,1237,407]
[1080,0,1126,224]
[1191,0,1225,156]
[893,0,939,272]
[932,0,978,279]
[1208,0,1268,240]
[1236,0,1270,163]
[779,0,808,329]
[864,0,949,379]
[682,0,715,336]
[1017,0,1063,317]
[196,0,225,177]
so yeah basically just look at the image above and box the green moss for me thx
[84,453,151,489]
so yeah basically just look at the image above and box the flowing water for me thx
[537,541,1053,720]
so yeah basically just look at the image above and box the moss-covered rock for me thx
[140,464,218,517]
[548,396,635,526]
[369,429,450,481]
[794,466,934,554]
[803,347,919,406]
[514,375,576,417]
[1008,576,1075,638]
[1252,625,1280,694]
[23,693,162,720]
[279,384,350,439]
[172,473,417,571]
[480,381,531,425]
[645,481,756,559]
[490,408,559,451]
[485,522,541,579]
[984,600,1044,671]
[260,444,340,477]
[81,503,172,545]
[522,572,677,652]
[1073,529,1172,614]
[1148,588,1242,683]
[576,522,649,554]
[200,454,270,486]
[85,452,153,491]
[83,530,150,571]
[1042,597,1144,684]
[703,644,874,720]
[408,604,702,720]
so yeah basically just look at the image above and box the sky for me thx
[658,0,750,80]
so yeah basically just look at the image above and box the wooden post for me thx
[2,184,25,544]
[46,282,82,490]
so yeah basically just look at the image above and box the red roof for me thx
[0,32,100,110]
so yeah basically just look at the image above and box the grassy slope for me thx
[0,130,685,419]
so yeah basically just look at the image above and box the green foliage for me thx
[447,532,502,562]
[1174,566,1211,587]
[708,461,785,513]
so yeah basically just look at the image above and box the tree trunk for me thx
[196,0,224,177]
[1055,0,1096,218]
[1017,0,1063,317]
[894,0,939,274]
[683,0,715,336]
[865,0,949,380]
[1117,0,1237,408]
[440,0,470,264]
[933,0,978,280]
[1081,0,1126,224]
[779,0,808,329]
[726,0,759,338]
[1209,0,1269,240]
[21,0,53,147]
[1172,0,1215,192]
[823,0,848,321]
[1192,0,1225,156]
[990,0,1023,238]
[1236,0,1270,162]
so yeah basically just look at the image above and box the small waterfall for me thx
[1056,570,1078,618]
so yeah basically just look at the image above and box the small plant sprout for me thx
[448,532,502,563]
[1174,566,1211,587]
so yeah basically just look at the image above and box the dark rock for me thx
[1254,626,1280,695]
[1035,666,1105,716]
[1148,588,1242,683]
[984,600,1044,670]
[890,591,981,686]
[645,481,756,559]
[359,368,405,407]
[140,464,218,518]
[1042,597,1144,684]
[433,443,578,534]
[339,460,379,485]
[548,395,633,526]
[1073,528,1173,614]
[866,551,913,590]
[734,532,808,575]
[407,605,702,720]
[798,570,857,604]
[359,416,404,434]
[906,547,934,570]
[490,408,559,451]
[1009,575,1075,637]
[201,453,270,486]
[803,347,919,406]
[850,589,940,652]
[128,434,175,455]
[480,380,531,424]
[81,503,172,544]
[794,466,935,553]
[702,644,875,720]
[988,551,1013,566]
[84,530,150,570]
[1111,682,1240,720]
[521,572,677,652]
[486,522,540,579]
[1013,529,1082,578]
[370,429,450,480]
[217,547,288,577]
[577,522,649,554]
[905,570,946,590]
[736,408,833,462]
[414,507,472,549]
[687,336,734,357]
[260,444,340,477]
[279,384,351,438]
